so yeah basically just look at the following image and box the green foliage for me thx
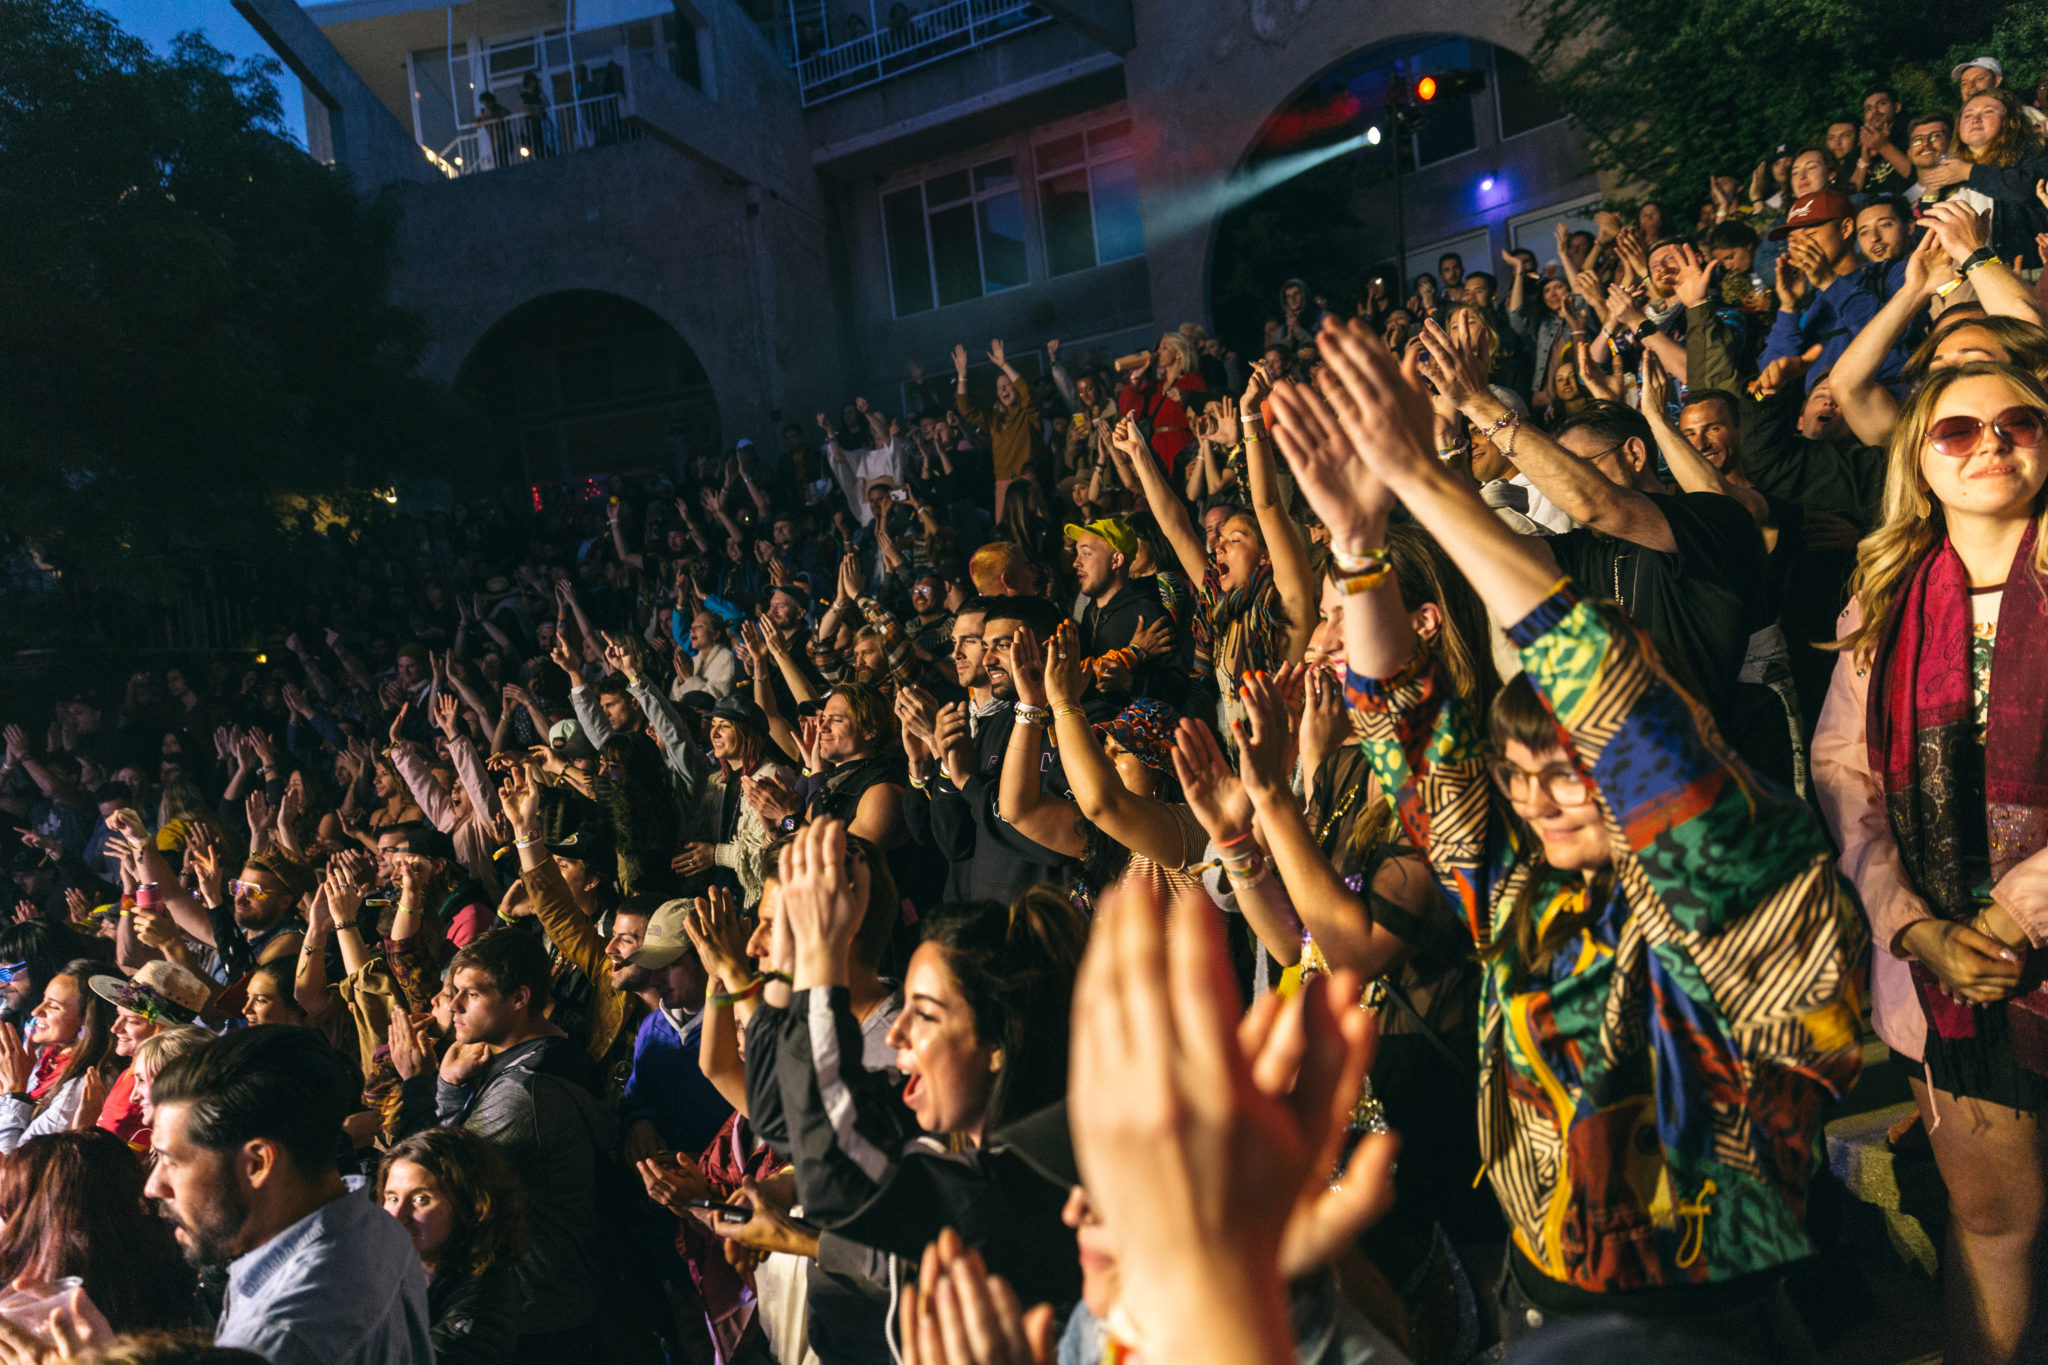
[0,0,481,601]
[1520,0,2017,212]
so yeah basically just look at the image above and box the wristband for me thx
[1331,547,1389,576]
[1961,248,2000,276]
[1335,565,1395,596]
[1012,702,1051,726]
[708,976,767,1008]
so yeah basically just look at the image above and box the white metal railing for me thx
[793,0,1050,105]
[432,92,639,178]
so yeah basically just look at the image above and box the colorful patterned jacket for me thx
[1345,580,1864,1293]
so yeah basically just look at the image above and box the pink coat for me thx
[1811,601,1933,1060]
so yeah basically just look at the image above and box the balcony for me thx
[429,92,642,177]
[787,0,1052,105]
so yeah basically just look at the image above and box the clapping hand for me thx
[1067,881,1378,1362]
[777,820,866,988]
[1042,621,1087,707]
[899,1227,1056,1365]
[1170,717,1253,845]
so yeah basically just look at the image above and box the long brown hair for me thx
[1901,314,2048,386]
[0,1131,191,1331]
[1834,362,2048,661]
[48,959,115,1094]
[1345,526,1503,863]
[1960,88,2039,169]
[376,1127,528,1279]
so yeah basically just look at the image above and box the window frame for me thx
[1031,115,1144,278]
[1491,46,1569,145]
[879,155,1031,319]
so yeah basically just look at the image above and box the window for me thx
[1035,119,1144,276]
[1494,48,1563,140]
[881,157,1028,316]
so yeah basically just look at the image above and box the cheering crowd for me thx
[7,53,2048,1365]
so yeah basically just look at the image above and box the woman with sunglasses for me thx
[1814,361,2048,1365]
[1267,316,1862,1357]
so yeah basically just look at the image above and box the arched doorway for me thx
[1205,36,1574,347]
[456,290,721,486]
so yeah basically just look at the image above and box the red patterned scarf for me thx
[1869,524,2048,1067]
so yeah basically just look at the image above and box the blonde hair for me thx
[1835,361,2048,660]
[1157,332,1197,377]
[131,1026,211,1084]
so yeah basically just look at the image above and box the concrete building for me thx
[239,0,1600,487]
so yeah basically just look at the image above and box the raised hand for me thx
[1234,672,1299,800]
[1170,718,1252,844]
[1068,881,1372,1364]
[952,344,970,379]
[1640,348,1676,418]
[1042,621,1087,707]
[899,1227,1057,1365]
[742,772,801,827]
[1295,666,1350,777]
[1669,242,1718,309]
[498,764,542,838]
[386,1010,434,1080]
[1008,627,1049,708]
[1264,333,1399,551]
[777,820,865,986]
[1415,317,1492,407]
[684,885,753,986]
[244,791,274,853]
[987,338,1007,369]
[432,693,462,742]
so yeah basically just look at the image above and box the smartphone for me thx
[890,489,910,502]
[684,1198,751,1224]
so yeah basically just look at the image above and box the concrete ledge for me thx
[1825,1102,1938,1276]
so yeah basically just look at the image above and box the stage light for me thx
[1480,176,1495,192]
[1416,75,1438,102]
[1366,126,1382,146]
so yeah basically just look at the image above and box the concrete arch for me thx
[1121,0,1543,328]
[454,289,723,484]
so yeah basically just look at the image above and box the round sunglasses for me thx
[1927,405,2048,458]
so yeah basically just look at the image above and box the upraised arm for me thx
[1241,363,1314,663]
[1114,418,1206,582]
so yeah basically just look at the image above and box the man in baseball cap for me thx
[1064,516,1184,718]
[613,895,730,1155]
[1760,189,1882,392]
[1953,56,2004,100]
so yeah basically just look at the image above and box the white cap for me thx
[1951,56,2004,82]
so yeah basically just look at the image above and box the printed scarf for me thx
[1869,525,2048,1068]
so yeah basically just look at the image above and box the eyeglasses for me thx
[228,879,276,901]
[0,963,26,985]
[1908,133,1946,148]
[1489,760,1595,808]
[1927,406,2048,457]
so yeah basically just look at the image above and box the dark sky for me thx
[106,0,310,147]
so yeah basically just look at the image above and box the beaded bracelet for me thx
[1012,703,1052,727]
[1478,409,1519,440]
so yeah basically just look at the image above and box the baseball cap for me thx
[629,896,695,968]
[548,718,596,760]
[1063,516,1138,559]
[1768,190,1855,240]
[89,960,213,1024]
[1952,56,2003,82]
